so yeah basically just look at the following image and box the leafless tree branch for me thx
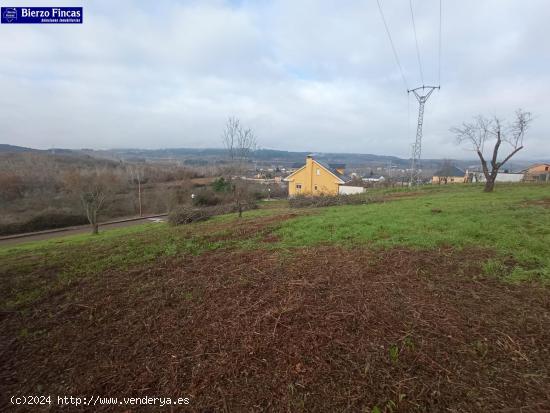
[221,116,258,217]
[222,117,240,163]
[451,109,532,192]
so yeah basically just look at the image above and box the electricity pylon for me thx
[408,85,439,185]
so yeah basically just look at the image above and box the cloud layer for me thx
[1,0,549,159]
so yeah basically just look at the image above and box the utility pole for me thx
[408,85,439,185]
[128,164,144,217]
[137,178,142,217]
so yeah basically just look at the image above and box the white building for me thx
[339,186,366,195]
[362,176,385,182]
[467,170,524,183]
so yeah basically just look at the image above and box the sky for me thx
[1,0,549,159]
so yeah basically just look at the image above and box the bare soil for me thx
[523,197,550,209]
[1,247,549,412]
[203,213,302,242]
[380,191,424,201]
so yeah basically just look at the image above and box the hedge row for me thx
[168,202,258,226]
[288,194,379,208]
[0,213,89,236]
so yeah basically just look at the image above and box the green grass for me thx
[0,206,297,310]
[1,184,549,311]
[275,184,550,281]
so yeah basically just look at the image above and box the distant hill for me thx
[0,144,78,155]
[84,147,459,170]
[79,147,550,172]
[0,146,119,172]
[0,144,41,153]
[84,147,414,167]
[2,144,546,173]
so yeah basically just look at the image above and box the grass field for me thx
[1,184,549,411]
[277,184,550,281]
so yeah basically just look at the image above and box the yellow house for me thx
[523,163,550,182]
[284,155,351,196]
[525,163,550,174]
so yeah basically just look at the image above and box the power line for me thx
[409,0,424,85]
[373,0,442,185]
[407,91,411,142]
[438,0,442,86]
[376,0,408,90]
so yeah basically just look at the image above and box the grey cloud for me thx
[0,0,548,159]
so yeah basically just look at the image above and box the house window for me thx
[296,184,302,191]
[314,185,318,191]
[316,169,320,175]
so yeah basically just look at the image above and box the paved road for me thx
[0,216,166,247]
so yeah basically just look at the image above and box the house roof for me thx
[522,163,550,172]
[283,158,351,183]
[434,165,465,177]
[316,160,352,183]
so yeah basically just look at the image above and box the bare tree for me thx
[221,116,257,173]
[223,179,258,218]
[0,172,24,201]
[64,169,118,234]
[221,117,258,217]
[221,117,240,165]
[236,125,257,167]
[233,179,246,218]
[451,109,532,192]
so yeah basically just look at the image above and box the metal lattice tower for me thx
[408,85,439,185]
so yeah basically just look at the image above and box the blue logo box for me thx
[1,7,83,24]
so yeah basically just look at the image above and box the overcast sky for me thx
[1,0,549,159]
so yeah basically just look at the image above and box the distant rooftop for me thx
[434,165,465,177]
[316,160,352,183]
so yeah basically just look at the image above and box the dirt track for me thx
[1,246,549,412]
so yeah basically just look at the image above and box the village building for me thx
[284,155,365,196]
[431,165,466,184]
[465,168,524,183]
[523,163,550,182]
[362,176,386,183]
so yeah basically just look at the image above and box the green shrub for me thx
[193,191,223,206]
[211,177,232,193]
